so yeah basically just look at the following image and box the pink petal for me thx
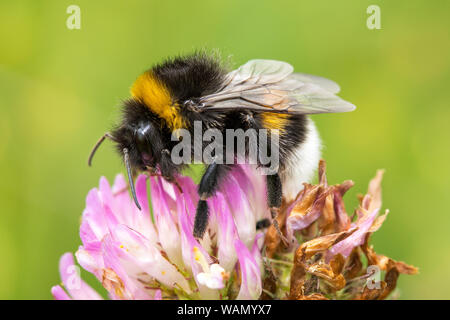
[108,225,191,294]
[75,246,103,278]
[150,177,182,266]
[83,189,109,240]
[251,233,264,275]
[234,239,262,300]
[135,175,150,214]
[222,175,256,248]
[58,253,103,300]
[108,174,157,243]
[178,195,211,270]
[177,197,218,299]
[51,285,71,300]
[111,174,134,220]
[334,189,351,231]
[177,175,199,208]
[328,208,380,259]
[213,192,239,271]
[127,175,158,244]
[236,165,270,222]
[154,290,162,300]
[99,176,114,210]
[112,174,127,192]
[103,202,120,231]
[101,234,146,300]
[79,213,101,246]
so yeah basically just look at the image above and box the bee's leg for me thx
[267,173,282,216]
[256,218,271,230]
[254,138,281,230]
[266,173,289,245]
[194,162,231,239]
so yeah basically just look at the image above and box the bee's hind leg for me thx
[193,162,232,239]
[266,173,289,245]
[267,173,282,216]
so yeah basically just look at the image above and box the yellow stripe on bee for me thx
[131,72,185,130]
[261,112,290,132]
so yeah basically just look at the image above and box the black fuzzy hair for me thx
[152,52,227,102]
[110,99,168,170]
[109,52,228,173]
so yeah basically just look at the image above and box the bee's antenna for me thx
[88,133,117,166]
[123,148,141,211]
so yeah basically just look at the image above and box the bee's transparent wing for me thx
[223,59,294,86]
[199,59,355,115]
[290,72,341,94]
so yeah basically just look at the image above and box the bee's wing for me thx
[289,72,341,94]
[199,59,355,115]
[223,59,294,86]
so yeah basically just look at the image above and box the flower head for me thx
[53,161,416,300]
[54,165,267,300]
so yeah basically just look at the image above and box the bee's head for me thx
[111,99,165,168]
[88,99,165,210]
[111,121,157,172]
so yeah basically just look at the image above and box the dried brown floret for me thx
[102,268,126,299]
[318,159,328,187]
[265,201,289,258]
[395,261,419,275]
[353,281,387,300]
[333,188,352,231]
[367,169,384,213]
[330,254,346,275]
[290,185,322,218]
[264,160,416,300]
[261,262,278,300]
[297,293,328,300]
[317,193,336,235]
[343,248,363,280]
[296,229,356,262]
[289,250,307,299]
[378,259,400,300]
[306,262,346,290]
[362,234,418,275]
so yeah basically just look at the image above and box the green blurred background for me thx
[0,0,449,299]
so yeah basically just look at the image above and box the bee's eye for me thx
[136,131,147,152]
[135,122,153,164]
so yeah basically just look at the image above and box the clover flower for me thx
[52,161,417,300]
[52,165,268,300]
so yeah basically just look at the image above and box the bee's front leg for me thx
[193,162,231,239]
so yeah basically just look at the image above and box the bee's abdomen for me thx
[255,112,308,171]
[279,117,321,201]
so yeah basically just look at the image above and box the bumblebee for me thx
[88,52,355,239]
